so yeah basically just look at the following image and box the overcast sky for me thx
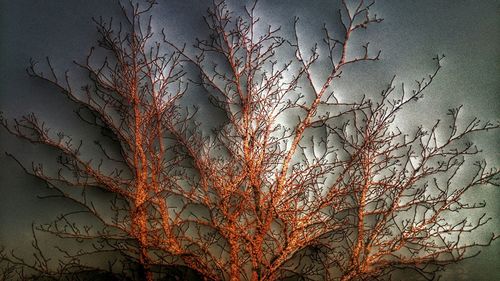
[1,0,499,280]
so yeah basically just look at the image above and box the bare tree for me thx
[1,0,498,281]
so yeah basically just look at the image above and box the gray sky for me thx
[1,0,499,280]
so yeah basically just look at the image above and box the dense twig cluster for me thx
[1,1,498,280]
